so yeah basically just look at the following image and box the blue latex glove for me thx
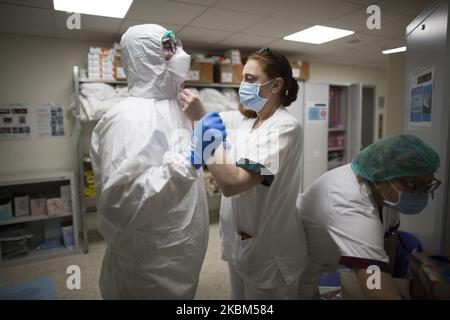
[189,112,227,169]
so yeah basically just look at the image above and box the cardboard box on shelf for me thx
[30,198,47,216]
[291,61,310,81]
[13,195,30,217]
[225,49,242,65]
[46,198,66,217]
[214,63,244,84]
[86,49,123,80]
[89,46,116,55]
[114,56,126,80]
[60,185,72,214]
[186,62,214,84]
[407,252,450,299]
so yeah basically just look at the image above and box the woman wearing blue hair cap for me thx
[297,134,440,300]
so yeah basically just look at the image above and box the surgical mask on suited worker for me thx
[167,48,191,84]
[239,79,274,113]
[382,181,429,215]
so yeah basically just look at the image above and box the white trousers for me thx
[228,263,298,300]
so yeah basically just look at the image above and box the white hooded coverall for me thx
[90,24,209,299]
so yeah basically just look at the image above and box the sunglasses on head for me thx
[256,47,292,88]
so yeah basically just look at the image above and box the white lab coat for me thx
[219,108,307,296]
[297,164,400,299]
[90,24,208,299]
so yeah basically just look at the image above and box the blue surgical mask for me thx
[383,181,429,215]
[239,80,273,113]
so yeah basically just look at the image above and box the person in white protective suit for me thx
[90,24,226,299]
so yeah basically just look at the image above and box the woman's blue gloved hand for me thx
[190,112,227,169]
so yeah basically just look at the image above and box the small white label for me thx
[188,70,200,81]
[292,68,301,78]
[221,72,233,83]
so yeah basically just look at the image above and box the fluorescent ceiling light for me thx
[283,25,355,44]
[382,46,407,54]
[53,0,133,18]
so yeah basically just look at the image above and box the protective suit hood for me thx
[120,24,186,100]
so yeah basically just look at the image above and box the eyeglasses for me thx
[400,178,442,194]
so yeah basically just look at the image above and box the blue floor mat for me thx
[0,276,55,300]
[319,272,341,287]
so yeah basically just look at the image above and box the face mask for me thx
[239,80,274,113]
[382,181,429,215]
[167,48,191,81]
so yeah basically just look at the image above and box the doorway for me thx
[361,86,375,149]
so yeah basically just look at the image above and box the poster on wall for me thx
[306,101,328,122]
[409,67,434,126]
[0,103,31,141]
[36,103,65,138]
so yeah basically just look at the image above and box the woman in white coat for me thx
[179,47,307,299]
[297,134,441,299]
[90,24,226,299]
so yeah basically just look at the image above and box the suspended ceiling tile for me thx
[0,3,54,28]
[272,0,363,25]
[126,0,206,25]
[217,33,278,48]
[377,0,433,16]
[241,17,311,38]
[190,8,263,32]
[177,26,232,44]
[213,0,297,16]
[169,0,216,6]
[118,19,184,35]
[0,0,54,9]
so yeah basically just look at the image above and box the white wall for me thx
[0,33,113,177]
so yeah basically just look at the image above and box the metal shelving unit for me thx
[72,66,238,252]
[0,171,79,267]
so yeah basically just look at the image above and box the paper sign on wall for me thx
[36,103,65,137]
[409,67,434,126]
[307,102,328,122]
[0,103,31,141]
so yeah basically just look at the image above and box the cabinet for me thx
[288,81,362,191]
[0,171,79,267]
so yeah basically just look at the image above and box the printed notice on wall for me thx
[36,103,65,137]
[306,101,328,122]
[409,67,434,126]
[0,103,31,141]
